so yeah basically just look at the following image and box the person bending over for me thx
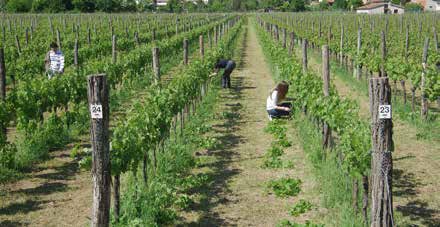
[214,59,236,88]
[44,42,65,79]
[266,81,292,120]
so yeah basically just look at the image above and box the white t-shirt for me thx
[266,90,278,110]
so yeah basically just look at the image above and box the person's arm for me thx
[272,93,290,111]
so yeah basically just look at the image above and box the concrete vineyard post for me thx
[87,74,111,227]
[183,38,189,65]
[302,39,308,74]
[152,47,160,85]
[421,37,429,120]
[322,45,331,150]
[369,77,394,227]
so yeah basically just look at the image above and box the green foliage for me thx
[6,0,32,12]
[267,177,302,198]
[404,2,423,11]
[72,0,96,12]
[289,199,313,216]
[332,0,347,9]
[277,220,324,227]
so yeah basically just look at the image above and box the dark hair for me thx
[50,42,58,49]
[273,80,289,101]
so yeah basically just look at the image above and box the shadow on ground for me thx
[178,68,255,226]
[0,146,83,223]
[393,168,440,226]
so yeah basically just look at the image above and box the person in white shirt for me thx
[266,81,292,120]
[44,42,65,79]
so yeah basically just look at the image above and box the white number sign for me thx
[90,104,103,119]
[378,105,391,119]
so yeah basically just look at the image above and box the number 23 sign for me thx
[378,105,391,119]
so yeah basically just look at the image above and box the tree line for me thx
[0,0,310,13]
[0,0,425,14]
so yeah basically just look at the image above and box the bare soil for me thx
[0,143,92,227]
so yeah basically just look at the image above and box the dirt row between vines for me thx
[295,46,440,226]
[179,24,327,226]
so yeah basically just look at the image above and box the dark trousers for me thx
[222,62,236,88]
[267,102,292,118]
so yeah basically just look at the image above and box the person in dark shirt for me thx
[213,59,236,88]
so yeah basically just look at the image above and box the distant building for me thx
[356,2,405,14]
[411,0,440,11]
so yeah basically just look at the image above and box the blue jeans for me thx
[267,103,292,118]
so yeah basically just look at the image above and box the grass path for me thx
[295,46,440,225]
[180,23,325,226]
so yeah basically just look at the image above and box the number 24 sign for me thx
[378,105,391,119]
[90,104,103,119]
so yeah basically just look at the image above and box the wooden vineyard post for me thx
[0,48,6,100]
[0,47,6,137]
[112,35,117,64]
[200,34,205,101]
[339,24,344,65]
[199,35,204,60]
[56,29,62,50]
[87,74,111,227]
[183,38,189,65]
[208,31,212,49]
[369,77,394,227]
[421,37,429,120]
[25,28,29,45]
[302,39,308,74]
[282,28,287,48]
[113,174,120,223]
[152,47,160,85]
[88,28,91,45]
[362,175,369,226]
[15,35,21,55]
[215,26,218,46]
[380,31,387,77]
[356,28,362,80]
[74,39,79,68]
[288,32,294,56]
[403,25,409,105]
[322,45,331,150]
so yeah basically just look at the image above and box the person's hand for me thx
[284,107,291,111]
